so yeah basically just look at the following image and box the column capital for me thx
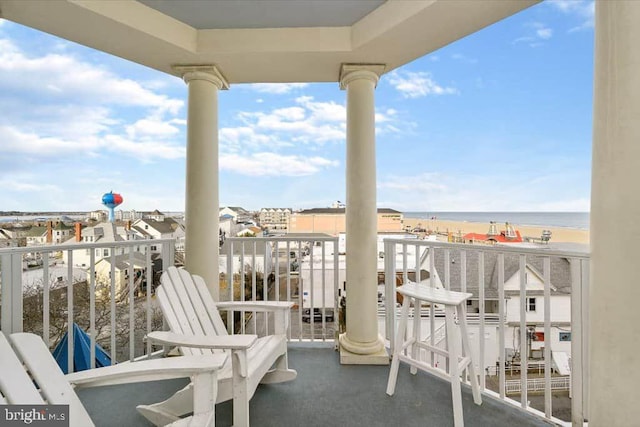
[172,64,229,90]
[339,63,385,90]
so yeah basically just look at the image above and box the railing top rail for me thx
[382,238,590,260]
[226,236,339,243]
[0,238,175,255]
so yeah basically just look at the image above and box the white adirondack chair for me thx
[139,266,297,427]
[0,331,227,427]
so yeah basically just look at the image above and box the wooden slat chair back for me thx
[0,332,94,426]
[140,266,297,427]
[1,331,227,427]
[156,267,228,356]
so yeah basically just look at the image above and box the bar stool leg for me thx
[458,305,482,405]
[445,305,463,427]
[386,296,411,396]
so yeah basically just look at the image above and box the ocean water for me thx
[403,212,589,230]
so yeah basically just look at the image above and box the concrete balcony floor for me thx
[78,343,550,427]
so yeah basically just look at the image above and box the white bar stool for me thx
[386,281,482,427]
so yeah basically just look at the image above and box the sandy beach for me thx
[402,217,589,244]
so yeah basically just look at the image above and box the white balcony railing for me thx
[0,238,176,371]
[382,239,589,427]
[1,234,589,426]
[220,236,340,342]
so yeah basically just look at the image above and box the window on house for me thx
[559,332,572,342]
[151,246,157,251]
[96,249,100,257]
[526,297,536,312]
[85,249,90,255]
[103,249,109,257]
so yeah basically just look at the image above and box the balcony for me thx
[0,235,587,426]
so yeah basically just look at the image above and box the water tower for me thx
[102,191,123,222]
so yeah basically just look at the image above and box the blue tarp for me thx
[52,323,111,374]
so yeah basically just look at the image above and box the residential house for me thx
[219,206,252,224]
[25,226,47,247]
[62,222,144,268]
[259,208,291,233]
[429,248,574,370]
[0,229,15,248]
[236,226,263,237]
[88,210,107,222]
[0,224,29,246]
[131,216,185,253]
[93,252,149,297]
[143,209,168,222]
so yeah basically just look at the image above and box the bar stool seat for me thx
[386,281,482,427]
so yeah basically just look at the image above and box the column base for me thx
[338,333,389,365]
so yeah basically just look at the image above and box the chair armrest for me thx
[146,331,257,350]
[66,354,227,389]
[216,301,294,312]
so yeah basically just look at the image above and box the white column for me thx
[591,2,640,425]
[338,64,388,364]
[175,65,228,300]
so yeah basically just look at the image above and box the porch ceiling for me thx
[0,0,539,83]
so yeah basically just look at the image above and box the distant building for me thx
[236,226,263,237]
[115,209,142,221]
[131,216,185,253]
[143,209,167,222]
[259,208,291,233]
[219,206,252,224]
[89,210,107,222]
[463,222,523,244]
[25,226,47,247]
[62,222,144,268]
[93,252,149,297]
[289,208,403,235]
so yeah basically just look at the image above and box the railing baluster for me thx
[570,257,584,426]
[89,249,96,368]
[478,251,485,390]
[110,246,116,365]
[543,256,552,419]
[145,247,152,358]
[310,241,315,342]
[320,242,325,341]
[519,253,528,409]
[43,252,49,348]
[67,250,74,373]
[128,246,135,362]
[498,253,506,399]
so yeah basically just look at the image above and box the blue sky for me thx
[0,1,594,213]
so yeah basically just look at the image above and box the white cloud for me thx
[514,22,553,46]
[548,0,594,32]
[233,97,346,145]
[220,153,338,176]
[126,118,181,139]
[451,53,478,64]
[536,28,553,40]
[0,38,183,113]
[0,125,184,162]
[243,83,309,94]
[387,71,458,99]
[0,35,187,166]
